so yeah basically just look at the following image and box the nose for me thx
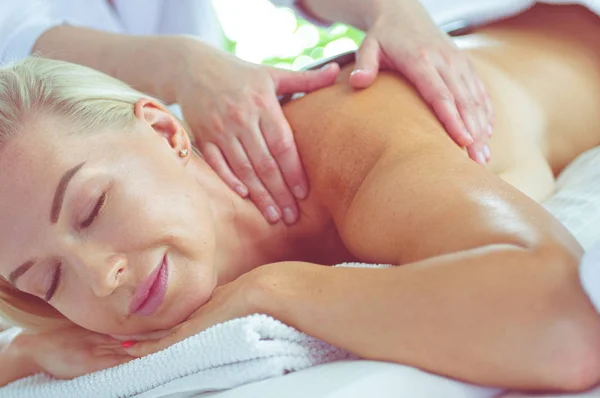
[85,253,128,298]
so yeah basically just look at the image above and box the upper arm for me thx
[337,131,581,266]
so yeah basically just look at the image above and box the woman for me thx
[1,3,599,393]
[0,0,492,224]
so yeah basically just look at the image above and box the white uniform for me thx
[0,0,313,63]
[420,0,600,26]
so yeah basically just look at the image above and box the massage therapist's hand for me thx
[350,0,494,164]
[176,40,340,224]
[12,326,133,379]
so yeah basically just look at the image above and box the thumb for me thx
[271,62,340,95]
[349,36,381,89]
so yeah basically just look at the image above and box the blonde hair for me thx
[0,57,156,331]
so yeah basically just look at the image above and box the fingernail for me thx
[476,151,486,165]
[463,129,474,145]
[320,63,334,71]
[235,185,248,197]
[350,68,366,77]
[122,340,136,349]
[283,207,296,225]
[264,206,280,223]
[487,125,493,136]
[483,145,491,159]
[292,185,307,199]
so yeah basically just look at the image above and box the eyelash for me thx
[45,193,107,302]
[44,264,61,302]
[80,192,107,229]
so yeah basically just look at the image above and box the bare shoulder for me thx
[283,68,580,265]
[283,68,447,219]
[342,138,581,265]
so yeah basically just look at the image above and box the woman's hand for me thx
[123,264,286,358]
[176,40,340,224]
[13,326,133,379]
[349,0,494,164]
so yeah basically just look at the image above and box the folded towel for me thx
[1,314,357,398]
[1,263,388,398]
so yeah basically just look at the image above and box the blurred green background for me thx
[213,0,363,69]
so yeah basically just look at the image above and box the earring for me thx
[179,148,189,158]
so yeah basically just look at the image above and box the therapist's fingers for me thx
[401,60,474,148]
[242,115,300,225]
[200,142,249,198]
[432,52,489,163]
[458,63,489,145]
[259,100,308,201]
[270,62,340,94]
[222,137,281,224]
[466,142,490,166]
[472,62,495,132]
[349,36,381,89]
[437,60,489,163]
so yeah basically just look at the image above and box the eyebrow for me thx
[8,260,35,285]
[5,162,86,286]
[51,162,85,223]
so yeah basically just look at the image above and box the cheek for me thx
[167,188,218,264]
[53,268,129,334]
[178,257,217,301]
[158,250,218,329]
[54,291,119,333]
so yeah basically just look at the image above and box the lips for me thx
[129,255,169,316]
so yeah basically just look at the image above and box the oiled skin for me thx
[262,5,600,389]
[283,4,600,263]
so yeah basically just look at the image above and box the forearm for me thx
[0,330,39,386]
[269,245,600,391]
[299,0,433,31]
[32,25,197,103]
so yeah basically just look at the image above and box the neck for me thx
[189,156,301,285]
[215,199,297,285]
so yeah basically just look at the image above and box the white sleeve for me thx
[269,0,332,27]
[0,0,66,64]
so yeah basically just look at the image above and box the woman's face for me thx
[0,102,218,337]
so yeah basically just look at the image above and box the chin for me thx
[108,268,217,336]
[150,281,214,331]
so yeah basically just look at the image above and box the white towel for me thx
[0,263,387,398]
[542,146,600,251]
[537,144,600,314]
[0,314,357,398]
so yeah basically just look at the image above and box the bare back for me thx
[288,4,600,205]
[469,4,600,198]
[282,4,597,265]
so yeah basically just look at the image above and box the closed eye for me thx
[44,193,106,301]
[44,263,62,302]
[81,192,107,229]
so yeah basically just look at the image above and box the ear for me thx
[133,98,192,162]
